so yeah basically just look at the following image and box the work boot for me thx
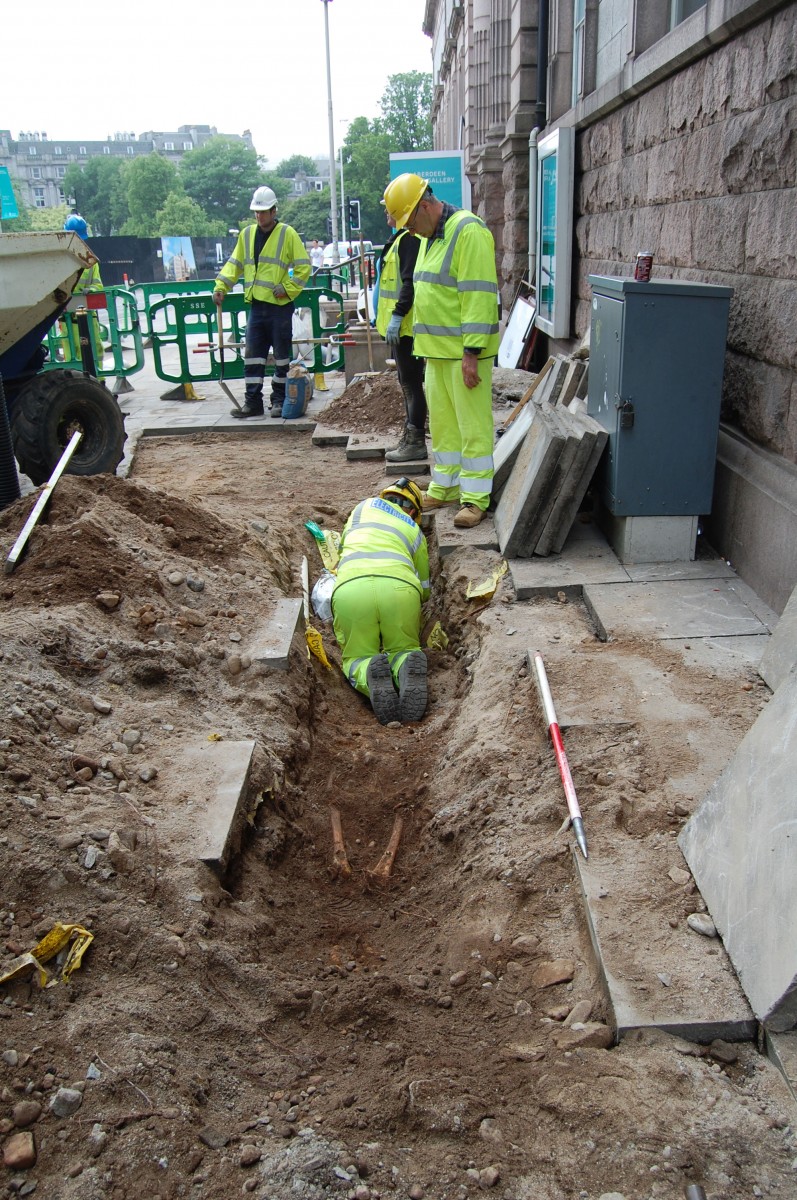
[270,403,283,418]
[232,401,265,420]
[454,502,486,528]
[422,492,457,512]
[365,654,400,725]
[385,424,427,463]
[397,650,428,722]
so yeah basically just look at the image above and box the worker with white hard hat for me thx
[213,186,311,419]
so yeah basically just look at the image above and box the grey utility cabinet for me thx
[587,276,733,517]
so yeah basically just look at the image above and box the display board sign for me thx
[535,128,574,339]
[389,151,469,210]
[0,167,19,221]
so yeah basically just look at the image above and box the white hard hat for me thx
[250,185,278,211]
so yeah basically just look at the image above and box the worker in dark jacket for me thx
[375,210,427,463]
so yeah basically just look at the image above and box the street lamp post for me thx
[321,0,340,266]
[339,145,346,244]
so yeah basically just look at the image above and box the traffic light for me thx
[348,199,361,232]
[325,215,333,239]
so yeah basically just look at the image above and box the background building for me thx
[0,125,253,211]
[423,0,797,613]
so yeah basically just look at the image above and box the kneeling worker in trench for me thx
[331,479,430,725]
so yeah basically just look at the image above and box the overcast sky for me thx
[4,0,433,168]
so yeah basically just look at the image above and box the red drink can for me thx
[634,252,653,282]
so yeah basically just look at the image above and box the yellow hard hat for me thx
[382,173,428,229]
[381,477,424,523]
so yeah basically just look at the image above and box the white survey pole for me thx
[321,0,340,267]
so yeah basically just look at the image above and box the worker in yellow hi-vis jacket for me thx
[382,173,500,531]
[331,478,430,726]
[63,214,105,369]
[213,186,311,420]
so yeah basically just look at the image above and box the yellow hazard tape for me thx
[0,923,94,989]
[318,531,340,574]
[465,559,508,601]
[306,625,333,670]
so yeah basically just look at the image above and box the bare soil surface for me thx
[0,380,794,1200]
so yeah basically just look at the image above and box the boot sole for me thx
[398,651,428,722]
[366,655,400,725]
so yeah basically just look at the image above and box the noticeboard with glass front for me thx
[535,128,574,339]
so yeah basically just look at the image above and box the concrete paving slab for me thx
[384,460,430,477]
[312,425,350,446]
[158,739,256,872]
[623,558,737,582]
[249,597,303,671]
[666,634,770,676]
[583,578,769,642]
[509,520,630,599]
[422,507,499,557]
[346,434,386,460]
[759,581,797,692]
[678,669,797,1030]
[493,400,537,498]
[535,413,597,556]
[574,849,756,1044]
[494,404,569,558]
[547,416,607,555]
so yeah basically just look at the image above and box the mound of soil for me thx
[319,373,406,435]
[0,433,792,1200]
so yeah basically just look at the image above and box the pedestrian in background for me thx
[382,174,500,528]
[331,478,430,725]
[375,207,427,463]
[213,186,311,419]
[310,239,324,270]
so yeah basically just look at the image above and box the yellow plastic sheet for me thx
[465,559,508,601]
[0,922,94,989]
[426,621,449,650]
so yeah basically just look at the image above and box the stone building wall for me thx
[574,6,797,468]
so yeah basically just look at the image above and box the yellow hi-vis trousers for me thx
[424,357,494,510]
[332,575,422,697]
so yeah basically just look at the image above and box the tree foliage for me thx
[153,194,227,237]
[63,157,127,235]
[180,137,262,229]
[378,71,434,152]
[275,155,317,178]
[121,155,179,236]
[280,188,332,242]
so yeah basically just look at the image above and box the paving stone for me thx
[311,424,350,446]
[583,578,769,642]
[158,740,256,872]
[249,597,303,670]
[508,519,629,598]
[346,434,386,460]
[494,404,569,558]
[679,669,797,1029]
[758,580,797,693]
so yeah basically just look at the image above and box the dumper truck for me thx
[0,231,126,501]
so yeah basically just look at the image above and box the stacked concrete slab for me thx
[678,666,797,1031]
[493,356,607,558]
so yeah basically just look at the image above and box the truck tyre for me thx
[9,369,127,487]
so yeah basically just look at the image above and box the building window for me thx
[103,145,110,154]
[127,146,135,155]
[57,188,65,203]
[670,0,705,26]
[33,187,46,207]
[572,0,586,105]
[314,180,324,192]
[54,146,62,155]
[183,141,192,150]
[28,145,37,156]
[79,146,87,155]
[56,166,66,178]
[164,141,174,150]
[30,166,41,179]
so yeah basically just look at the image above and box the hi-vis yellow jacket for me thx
[412,210,499,360]
[333,497,430,601]
[74,262,104,292]
[214,222,311,306]
[375,231,414,340]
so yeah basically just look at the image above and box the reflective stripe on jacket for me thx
[332,497,430,601]
[412,210,499,360]
[75,262,104,292]
[214,223,311,305]
[375,231,414,340]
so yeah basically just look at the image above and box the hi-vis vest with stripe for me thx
[375,231,414,340]
[333,497,430,601]
[214,223,311,305]
[412,210,500,360]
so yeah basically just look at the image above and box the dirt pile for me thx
[317,373,405,436]
[0,434,793,1200]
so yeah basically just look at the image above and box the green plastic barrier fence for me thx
[148,286,348,387]
[43,287,145,381]
[132,279,221,340]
